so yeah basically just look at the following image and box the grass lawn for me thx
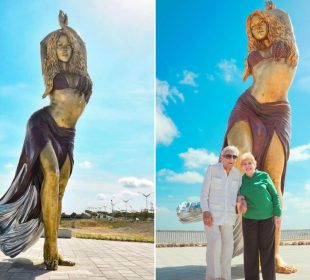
[60,219,154,243]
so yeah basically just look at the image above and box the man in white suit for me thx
[200,146,242,280]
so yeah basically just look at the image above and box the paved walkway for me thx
[0,238,154,280]
[157,245,310,280]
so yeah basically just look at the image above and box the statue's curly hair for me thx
[40,28,92,99]
[243,10,298,81]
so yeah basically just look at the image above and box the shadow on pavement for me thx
[156,264,244,280]
[0,258,48,280]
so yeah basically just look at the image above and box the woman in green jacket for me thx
[238,152,281,280]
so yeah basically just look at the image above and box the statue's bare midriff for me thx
[49,89,86,128]
[250,58,296,103]
[48,73,87,128]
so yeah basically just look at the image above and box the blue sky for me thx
[156,0,310,230]
[0,0,154,213]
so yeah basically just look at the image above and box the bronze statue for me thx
[223,1,298,274]
[0,11,92,270]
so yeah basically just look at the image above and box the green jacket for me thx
[239,170,281,220]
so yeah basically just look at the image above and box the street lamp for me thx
[123,199,129,219]
[110,199,116,214]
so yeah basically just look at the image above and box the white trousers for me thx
[205,224,234,280]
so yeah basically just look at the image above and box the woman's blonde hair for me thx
[240,152,257,166]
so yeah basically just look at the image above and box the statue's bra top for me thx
[53,72,79,90]
[248,51,265,69]
[247,41,291,70]
[52,72,91,97]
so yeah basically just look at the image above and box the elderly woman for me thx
[223,3,298,273]
[238,152,281,280]
[0,11,92,270]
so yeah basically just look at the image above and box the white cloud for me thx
[61,176,151,213]
[114,190,140,201]
[0,83,28,97]
[118,176,154,188]
[217,59,240,82]
[295,76,310,92]
[157,79,184,106]
[158,169,203,184]
[179,148,218,169]
[284,187,310,214]
[286,195,310,214]
[4,163,15,169]
[156,206,172,214]
[0,173,15,197]
[156,79,184,146]
[289,144,310,162]
[156,108,179,146]
[179,70,198,86]
[97,190,140,203]
[78,160,93,169]
[69,178,118,192]
[284,191,294,199]
[97,193,107,201]
[73,0,154,40]
[188,196,200,202]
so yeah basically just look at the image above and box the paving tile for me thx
[0,238,154,280]
[157,246,310,280]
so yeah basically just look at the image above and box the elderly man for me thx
[200,146,242,280]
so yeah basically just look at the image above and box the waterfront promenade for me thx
[157,245,310,280]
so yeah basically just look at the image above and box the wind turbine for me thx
[140,192,153,212]
[123,199,130,218]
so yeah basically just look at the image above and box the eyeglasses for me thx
[223,154,238,159]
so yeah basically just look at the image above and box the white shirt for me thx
[200,162,242,226]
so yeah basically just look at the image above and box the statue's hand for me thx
[203,211,213,227]
[265,1,276,10]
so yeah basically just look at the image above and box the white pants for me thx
[205,224,234,280]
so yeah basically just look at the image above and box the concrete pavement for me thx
[157,245,310,280]
[0,238,154,280]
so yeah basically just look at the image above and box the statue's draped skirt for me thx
[0,107,75,257]
[223,89,291,193]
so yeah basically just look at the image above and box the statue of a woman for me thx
[0,11,92,270]
[223,2,298,274]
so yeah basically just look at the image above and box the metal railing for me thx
[156,229,310,245]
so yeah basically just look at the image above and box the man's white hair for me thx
[221,145,240,156]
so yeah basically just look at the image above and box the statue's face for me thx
[56,34,72,63]
[250,15,268,41]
